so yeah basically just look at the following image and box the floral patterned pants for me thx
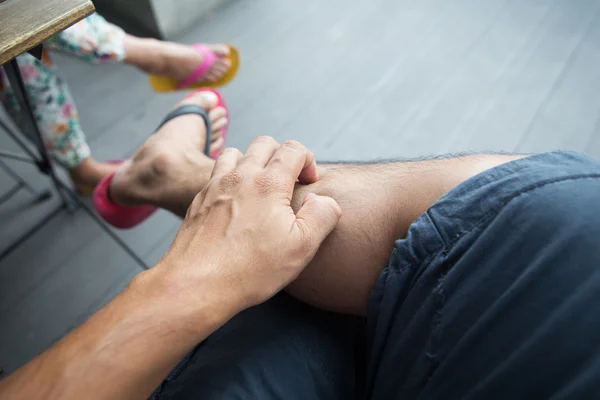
[0,13,126,168]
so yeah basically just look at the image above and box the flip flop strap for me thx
[176,44,218,89]
[157,105,212,156]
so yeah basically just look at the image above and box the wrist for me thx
[128,265,235,339]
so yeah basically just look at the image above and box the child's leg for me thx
[45,13,127,64]
[0,53,120,188]
[46,13,231,83]
[1,53,90,168]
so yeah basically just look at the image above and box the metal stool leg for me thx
[0,60,149,269]
[3,59,75,211]
[56,180,149,270]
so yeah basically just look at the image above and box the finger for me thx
[265,140,319,186]
[239,136,280,168]
[294,193,342,260]
[211,147,243,178]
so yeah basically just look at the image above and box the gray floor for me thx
[2,0,600,374]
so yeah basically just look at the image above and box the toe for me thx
[181,90,218,110]
[214,59,231,70]
[210,44,230,57]
[209,107,227,141]
[212,60,231,76]
[209,106,227,121]
[204,72,219,82]
[211,117,228,140]
[210,136,225,155]
[205,60,229,80]
[213,63,230,76]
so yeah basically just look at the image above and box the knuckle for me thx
[221,147,241,157]
[219,170,243,191]
[268,154,285,166]
[253,135,277,145]
[282,140,304,151]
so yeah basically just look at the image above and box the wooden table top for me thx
[0,0,95,65]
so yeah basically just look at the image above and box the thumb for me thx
[294,193,342,255]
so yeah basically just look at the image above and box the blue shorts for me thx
[153,151,600,399]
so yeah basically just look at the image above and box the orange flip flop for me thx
[149,44,240,92]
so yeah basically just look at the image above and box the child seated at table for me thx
[0,13,235,193]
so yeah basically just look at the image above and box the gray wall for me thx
[93,0,235,39]
[151,0,227,38]
[94,0,160,37]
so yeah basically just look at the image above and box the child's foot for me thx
[159,42,232,84]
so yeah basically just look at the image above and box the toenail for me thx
[189,91,217,106]
[201,91,218,103]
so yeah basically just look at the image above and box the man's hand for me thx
[0,137,340,400]
[158,136,342,315]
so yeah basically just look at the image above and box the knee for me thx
[506,175,600,240]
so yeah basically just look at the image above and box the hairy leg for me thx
[285,156,522,315]
[109,114,522,315]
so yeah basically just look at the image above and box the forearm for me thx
[0,267,230,400]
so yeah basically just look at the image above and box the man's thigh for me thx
[152,293,363,399]
[368,151,600,399]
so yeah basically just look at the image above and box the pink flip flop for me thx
[177,45,218,89]
[195,87,228,159]
[149,44,240,92]
[75,159,123,196]
[93,88,229,229]
[92,172,157,229]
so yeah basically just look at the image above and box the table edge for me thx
[0,1,95,66]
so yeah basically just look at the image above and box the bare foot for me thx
[157,42,231,83]
[124,35,233,84]
[109,91,227,214]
